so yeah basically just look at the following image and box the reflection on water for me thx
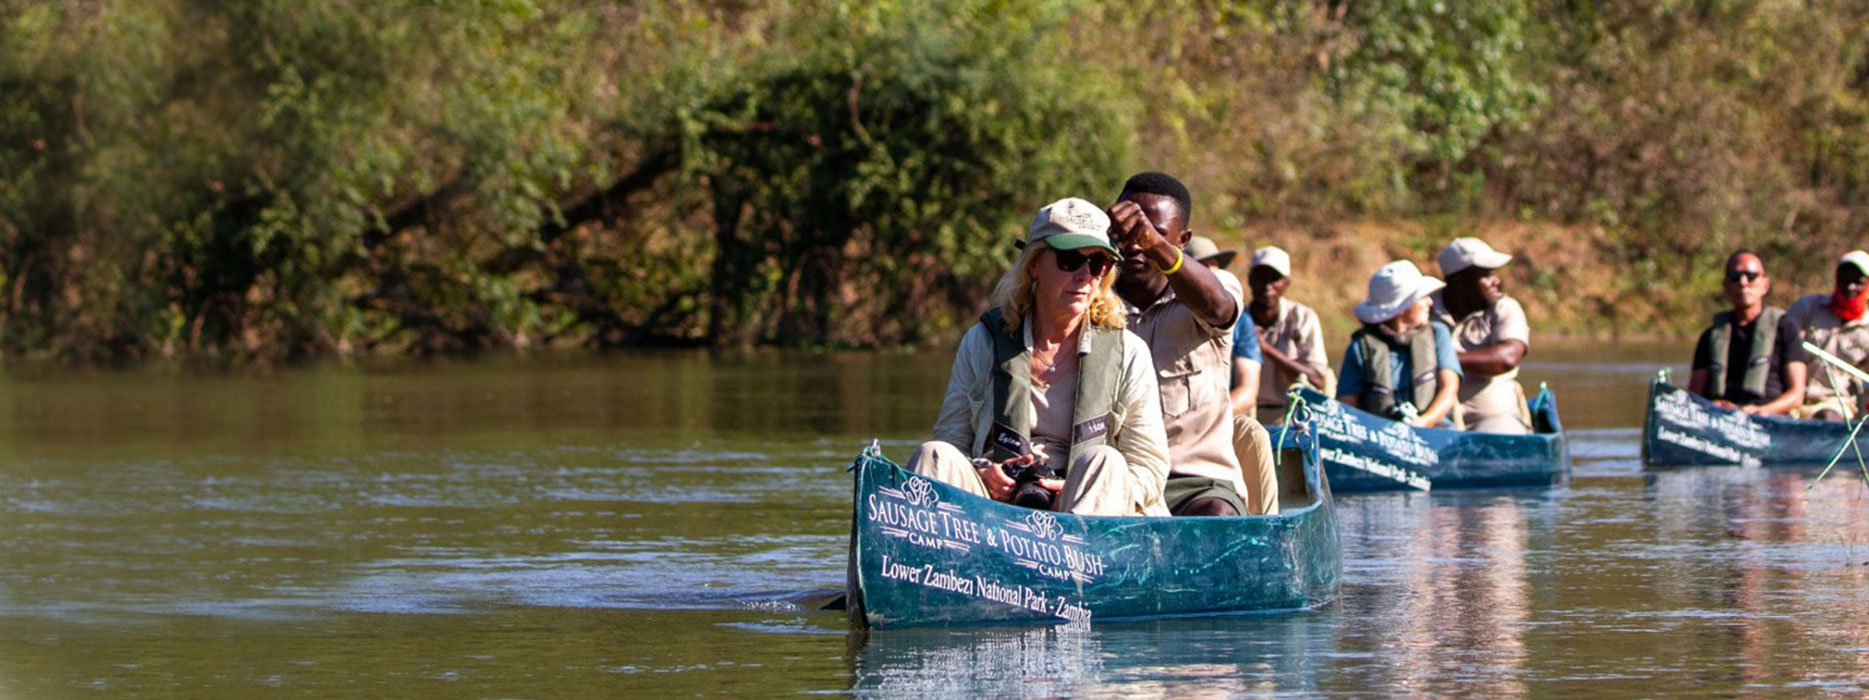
[849,465,1869,696]
[2,341,1868,696]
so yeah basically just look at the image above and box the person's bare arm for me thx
[1689,368,1740,409]
[1457,339,1528,377]
[1746,361,1807,416]
[1108,201,1236,329]
[1261,337,1328,388]
[1230,357,1261,418]
[1413,369,1461,428]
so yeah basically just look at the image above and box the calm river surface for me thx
[3,339,1867,697]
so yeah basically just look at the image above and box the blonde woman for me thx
[909,197,1171,516]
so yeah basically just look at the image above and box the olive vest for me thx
[980,307,1123,468]
[1350,323,1441,419]
[1706,306,1785,400]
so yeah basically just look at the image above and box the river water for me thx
[2,340,1867,697]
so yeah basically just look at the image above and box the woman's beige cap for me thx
[1026,197,1121,258]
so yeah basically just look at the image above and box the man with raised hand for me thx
[1689,250,1808,415]
[1432,237,1533,433]
[1108,172,1277,516]
[1787,250,1869,420]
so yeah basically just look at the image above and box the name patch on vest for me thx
[1073,413,1113,444]
[986,422,1031,458]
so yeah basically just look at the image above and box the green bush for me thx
[664,0,1136,346]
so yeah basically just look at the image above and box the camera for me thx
[1003,455,1062,510]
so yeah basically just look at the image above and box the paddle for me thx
[1799,341,1869,488]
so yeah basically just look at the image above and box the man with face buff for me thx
[1786,250,1869,420]
[1108,172,1278,516]
[1431,238,1533,433]
[1689,250,1808,415]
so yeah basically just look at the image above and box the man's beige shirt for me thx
[1431,292,1531,425]
[1788,293,1869,403]
[1124,269,1246,492]
[1255,298,1331,414]
[930,319,1171,514]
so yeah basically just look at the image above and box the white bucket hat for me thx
[1354,261,1446,324]
[1438,237,1513,276]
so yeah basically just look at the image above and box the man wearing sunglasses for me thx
[1689,249,1808,415]
[1108,172,1278,516]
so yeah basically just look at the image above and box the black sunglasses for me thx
[1052,248,1116,276]
[1725,269,1763,283]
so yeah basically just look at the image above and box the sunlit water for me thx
[2,341,1867,697]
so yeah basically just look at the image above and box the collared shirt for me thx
[1431,292,1531,424]
[1123,269,1246,489]
[1252,298,1330,415]
[930,318,1171,514]
[1788,293,1869,403]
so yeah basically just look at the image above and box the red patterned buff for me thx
[1832,289,1868,322]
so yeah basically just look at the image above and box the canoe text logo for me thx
[1652,386,1770,457]
[902,477,939,507]
[1022,511,1063,541]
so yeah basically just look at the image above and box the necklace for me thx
[1032,344,1070,383]
[1033,352,1060,379]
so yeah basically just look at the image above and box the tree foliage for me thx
[3,0,1869,362]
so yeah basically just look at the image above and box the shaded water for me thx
[3,340,1868,697]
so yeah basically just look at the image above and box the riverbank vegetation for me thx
[4,0,1867,361]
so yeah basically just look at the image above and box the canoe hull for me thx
[1276,386,1569,493]
[847,446,1341,629]
[1641,380,1851,466]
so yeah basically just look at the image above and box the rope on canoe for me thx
[849,438,884,472]
[1274,387,1316,469]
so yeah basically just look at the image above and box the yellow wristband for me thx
[1158,248,1185,275]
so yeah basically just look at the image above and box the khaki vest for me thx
[980,307,1123,468]
[1351,323,1441,419]
[1707,306,1785,399]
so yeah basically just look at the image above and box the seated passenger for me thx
[1690,250,1808,415]
[1237,246,1332,421]
[1788,251,1869,420]
[1337,261,1462,428]
[910,197,1171,516]
[1432,238,1533,434]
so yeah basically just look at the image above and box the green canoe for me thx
[844,441,1341,629]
